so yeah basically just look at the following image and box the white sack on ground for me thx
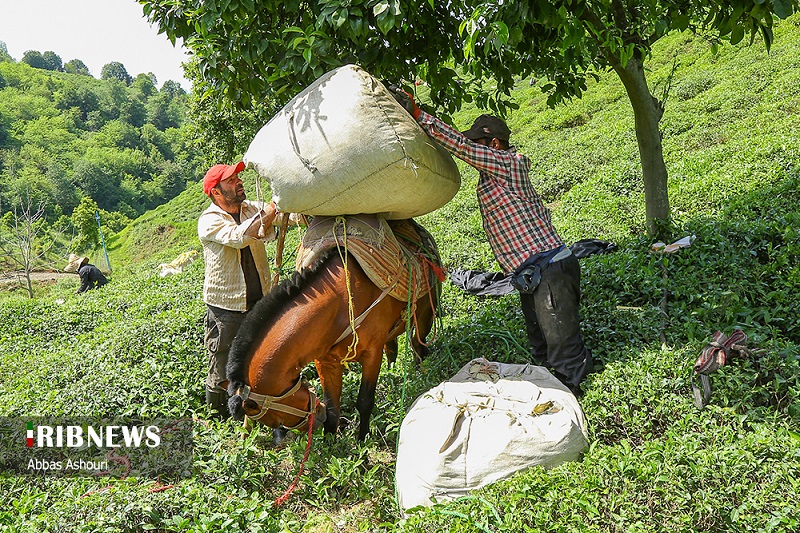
[243,64,460,220]
[396,359,588,511]
[158,250,199,277]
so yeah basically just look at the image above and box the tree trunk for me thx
[613,57,670,236]
[24,270,34,299]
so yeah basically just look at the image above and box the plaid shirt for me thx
[417,111,563,272]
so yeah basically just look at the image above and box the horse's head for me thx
[231,377,327,432]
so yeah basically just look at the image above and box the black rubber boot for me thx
[205,388,230,420]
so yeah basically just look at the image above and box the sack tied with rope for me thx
[243,64,461,220]
[396,359,588,511]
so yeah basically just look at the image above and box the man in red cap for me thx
[198,161,279,418]
[391,89,593,396]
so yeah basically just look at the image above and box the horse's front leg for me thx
[315,359,343,435]
[356,350,383,441]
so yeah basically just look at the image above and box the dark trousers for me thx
[204,305,248,393]
[519,254,592,389]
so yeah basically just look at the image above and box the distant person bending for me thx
[392,89,593,395]
[64,254,108,293]
[198,161,279,420]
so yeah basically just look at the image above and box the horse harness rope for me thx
[236,375,319,430]
[333,283,397,345]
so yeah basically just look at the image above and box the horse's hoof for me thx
[272,427,292,447]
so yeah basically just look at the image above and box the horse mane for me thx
[226,248,339,417]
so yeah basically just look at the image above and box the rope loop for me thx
[334,216,359,365]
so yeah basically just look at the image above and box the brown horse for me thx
[226,246,439,441]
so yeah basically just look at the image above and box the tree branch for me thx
[610,0,629,30]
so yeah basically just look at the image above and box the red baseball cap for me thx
[203,161,245,196]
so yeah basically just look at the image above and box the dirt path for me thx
[0,271,75,288]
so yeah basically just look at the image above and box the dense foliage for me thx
[139,0,797,112]
[0,55,201,223]
[0,51,206,273]
[2,21,800,533]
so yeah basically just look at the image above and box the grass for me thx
[104,182,209,270]
[2,17,800,533]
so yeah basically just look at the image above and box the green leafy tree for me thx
[141,0,800,234]
[186,90,274,161]
[55,82,100,122]
[180,56,277,161]
[64,58,91,76]
[21,50,48,70]
[146,92,185,131]
[98,208,131,233]
[101,61,132,85]
[72,159,120,211]
[114,201,138,220]
[132,73,158,99]
[160,79,185,98]
[0,111,9,148]
[93,120,142,150]
[42,51,63,72]
[96,80,130,122]
[4,168,66,220]
[46,162,80,215]
[0,41,12,62]
[120,98,148,128]
[152,160,186,199]
[70,196,100,252]
[21,115,80,168]
[140,123,173,160]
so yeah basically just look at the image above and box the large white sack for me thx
[396,359,588,511]
[243,64,460,220]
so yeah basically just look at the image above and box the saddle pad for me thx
[296,215,439,302]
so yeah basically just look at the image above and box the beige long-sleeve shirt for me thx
[198,200,276,312]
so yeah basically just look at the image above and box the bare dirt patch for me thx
[0,271,75,289]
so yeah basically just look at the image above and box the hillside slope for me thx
[0,59,201,220]
[2,18,799,533]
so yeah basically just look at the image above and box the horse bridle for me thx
[236,376,319,430]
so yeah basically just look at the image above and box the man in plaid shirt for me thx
[393,89,593,395]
